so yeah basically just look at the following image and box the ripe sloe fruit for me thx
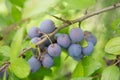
[28,56,41,73]
[57,34,71,48]
[84,31,97,45]
[42,54,54,68]
[54,33,62,40]
[73,54,83,61]
[30,37,44,49]
[48,43,61,57]
[82,41,94,55]
[68,44,82,61]
[69,28,84,43]
[40,19,56,34]
[28,27,42,38]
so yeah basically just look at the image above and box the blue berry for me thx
[55,33,62,38]
[69,28,84,43]
[42,54,54,68]
[28,56,41,73]
[84,31,97,45]
[82,42,94,55]
[68,44,82,61]
[40,19,55,34]
[54,33,62,40]
[48,43,61,57]
[57,34,71,48]
[30,37,44,49]
[73,54,83,61]
[28,27,42,38]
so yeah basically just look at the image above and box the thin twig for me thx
[51,15,67,23]
[0,62,10,72]
[113,60,120,65]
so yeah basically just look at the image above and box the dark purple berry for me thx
[40,19,55,34]
[28,27,42,38]
[84,31,97,45]
[42,54,54,68]
[68,44,82,61]
[82,42,94,55]
[48,43,61,57]
[69,28,84,43]
[57,34,71,48]
[28,56,41,73]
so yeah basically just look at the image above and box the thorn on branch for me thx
[51,15,73,24]
[78,22,81,28]
[113,4,116,7]
[84,8,88,15]
[51,15,66,22]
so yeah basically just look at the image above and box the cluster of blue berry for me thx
[27,19,97,73]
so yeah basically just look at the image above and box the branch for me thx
[0,62,10,72]
[1,3,120,71]
[20,3,120,56]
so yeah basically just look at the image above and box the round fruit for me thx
[57,34,71,48]
[68,44,82,60]
[28,27,42,38]
[28,56,41,73]
[82,41,94,55]
[40,19,56,34]
[73,54,83,61]
[84,31,97,45]
[54,33,62,40]
[48,43,61,57]
[42,54,54,68]
[30,37,44,49]
[69,28,84,43]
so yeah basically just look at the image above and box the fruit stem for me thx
[40,32,53,44]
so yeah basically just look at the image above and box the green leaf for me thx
[9,0,25,8]
[104,53,116,60]
[82,57,102,76]
[0,46,10,57]
[10,58,30,78]
[71,77,93,80]
[22,0,59,19]
[29,67,52,79]
[72,62,84,78]
[10,27,25,60]
[105,37,120,55]
[30,42,36,49]
[66,0,96,9]
[101,65,120,80]
[72,56,102,78]
[11,5,22,21]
